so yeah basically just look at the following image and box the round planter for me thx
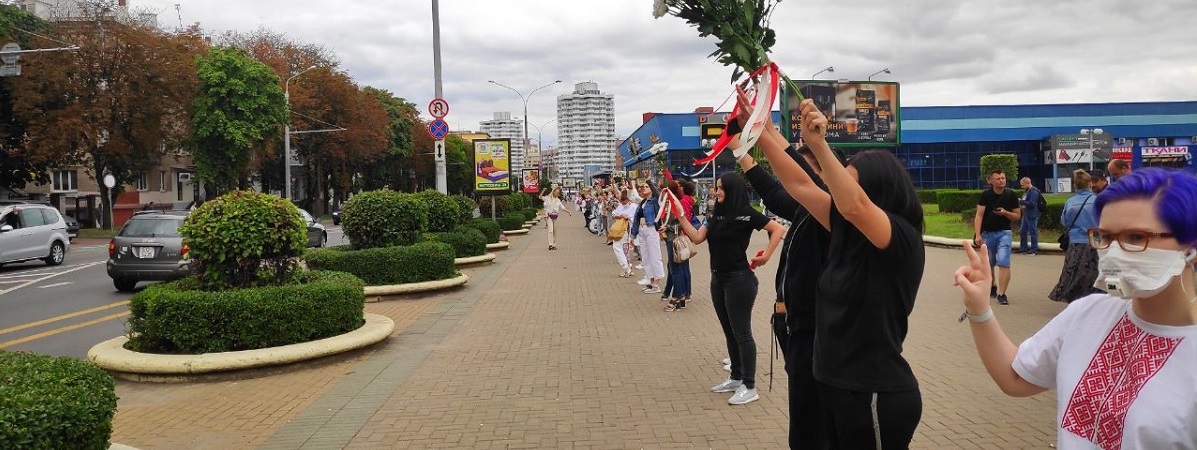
[88,314,395,382]
[454,253,496,266]
[486,242,510,250]
[362,273,470,297]
[504,228,529,235]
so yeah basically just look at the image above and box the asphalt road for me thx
[0,226,346,359]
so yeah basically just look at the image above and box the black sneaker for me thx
[997,294,1009,305]
[990,285,998,298]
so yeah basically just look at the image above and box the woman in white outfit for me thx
[631,181,665,294]
[541,187,572,250]
[611,189,639,277]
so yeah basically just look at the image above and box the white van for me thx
[0,204,70,267]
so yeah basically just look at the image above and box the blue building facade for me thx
[620,101,1197,191]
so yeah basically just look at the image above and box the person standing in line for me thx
[630,181,665,294]
[660,180,696,311]
[1017,177,1043,255]
[541,187,572,250]
[675,172,785,406]
[974,169,1021,305]
[952,167,1197,450]
[737,140,836,449]
[1106,158,1132,182]
[1090,169,1109,194]
[748,96,926,447]
[611,190,638,277]
[1048,170,1102,303]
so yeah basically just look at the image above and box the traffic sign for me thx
[434,140,445,161]
[428,98,449,118]
[428,119,450,140]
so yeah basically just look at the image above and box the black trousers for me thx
[772,321,826,450]
[818,381,921,450]
[711,270,757,389]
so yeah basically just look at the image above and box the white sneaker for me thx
[728,385,759,405]
[722,357,731,365]
[636,278,651,286]
[635,264,643,269]
[710,379,742,393]
[642,285,662,294]
[723,363,731,372]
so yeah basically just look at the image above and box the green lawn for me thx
[78,228,118,240]
[921,203,1061,241]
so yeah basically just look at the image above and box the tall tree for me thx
[0,5,51,193]
[361,87,420,192]
[10,5,202,226]
[445,134,473,195]
[189,46,286,194]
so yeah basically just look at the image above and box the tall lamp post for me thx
[1081,128,1104,172]
[867,68,891,81]
[488,79,562,189]
[811,66,834,79]
[284,64,318,202]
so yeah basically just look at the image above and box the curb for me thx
[110,444,141,450]
[454,253,496,266]
[87,314,395,382]
[362,273,469,298]
[486,242,511,251]
[504,229,529,235]
[922,235,1063,254]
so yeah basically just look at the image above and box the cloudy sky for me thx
[136,0,1197,146]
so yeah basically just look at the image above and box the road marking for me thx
[0,311,130,349]
[37,282,73,289]
[0,299,129,336]
[0,261,102,296]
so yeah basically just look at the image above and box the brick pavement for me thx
[110,213,1070,449]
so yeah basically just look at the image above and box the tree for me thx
[361,87,421,192]
[445,134,473,195]
[189,46,287,194]
[10,7,202,226]
[0,5,52,193]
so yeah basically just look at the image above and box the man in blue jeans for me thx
[973,170,1021,305]
[1016,177,1041,255]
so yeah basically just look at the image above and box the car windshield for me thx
[119,218,182,237]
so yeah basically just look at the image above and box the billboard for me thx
[782,81,900,146]
[473,139,511,193]
[1051,133,1113,164]
[521,169,540,193]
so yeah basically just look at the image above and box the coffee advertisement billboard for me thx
[782,81,900,146]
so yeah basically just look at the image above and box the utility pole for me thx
[432,0,447,193]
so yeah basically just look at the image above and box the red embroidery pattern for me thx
[1061,316,1182,450]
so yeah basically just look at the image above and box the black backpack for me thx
[1034,188,1047,212]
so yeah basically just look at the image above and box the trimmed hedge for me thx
[916,189,939,204]
[521,208,539,221]
[422,227,487,258]
[125,270,365,354]
[496,215,525,231]
[505,192,531,211]
[936,190,984,213]
[342,190,429,249]
[450,195,477,223]
[504,211,527,223]
[415,190,461,233]
[464,219,501,243]
[179,190,307,290]
[477,196,509,218]
[0,351,117,449]
[305,241,456,286]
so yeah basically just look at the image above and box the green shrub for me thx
[422,227,487,258]
[496,215,524,231]
[305,241,456,285]
[0,351,117,450]
[415,190,461,232]
[464,219,501,243]
[504,211,527,223]
[979,154,1019,183]
[125,270,365,354]
[916,189,939,204]
[450,195,477,223]
[936,190,984,213]
[505,192,531,211]
[341,189,429,249]
[179,190,306,290]
[521,208,539,221]
[477,195,509,218]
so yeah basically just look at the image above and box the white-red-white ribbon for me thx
[693,62,781,165]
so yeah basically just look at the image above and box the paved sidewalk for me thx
[111,215,1070,449]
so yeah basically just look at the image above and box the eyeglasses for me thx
[1087,228,1176,252]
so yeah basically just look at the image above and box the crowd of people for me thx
[536,99,1195,448]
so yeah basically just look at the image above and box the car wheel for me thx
[320,232,327,247]
[113,278,137,292]
[44,241,65,266]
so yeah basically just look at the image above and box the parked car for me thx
[0,204,70,267]
[63,215,80,240]
[106,210,192,292]
[298,209,327,248]
[331,206,341,225]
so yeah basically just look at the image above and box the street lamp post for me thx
[811,66,834,79]
[284,64,318,202]
[867,68,891,81]
[1081,128,1104,172]
[528,117,557,178]
[488,79,562,189]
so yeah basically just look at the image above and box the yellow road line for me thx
[0,300,129,336]
[0,311,130,349]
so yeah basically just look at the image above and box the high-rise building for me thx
[478,112,525,175]
[557,82,615,183]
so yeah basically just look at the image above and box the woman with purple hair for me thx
[954,167,1197,449]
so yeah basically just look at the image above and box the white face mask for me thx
[1094,246,1196,299]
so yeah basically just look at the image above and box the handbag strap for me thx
[1064,195,1092,231]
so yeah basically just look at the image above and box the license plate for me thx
[135,246,156,258]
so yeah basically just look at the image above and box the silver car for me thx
[0,204,70,267]
[106,211,192,292]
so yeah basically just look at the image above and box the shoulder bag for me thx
[1057,195,1091,247]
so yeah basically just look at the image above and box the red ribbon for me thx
[692,62,780,166]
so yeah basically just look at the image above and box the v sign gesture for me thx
[954,241,995,317]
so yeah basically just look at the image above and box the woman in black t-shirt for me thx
[746,95,926,448]
[676,172,785,406]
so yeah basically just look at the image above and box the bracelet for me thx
[958,308,994,324]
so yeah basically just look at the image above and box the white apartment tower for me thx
[557,82,615,182]
[477,112,526,174]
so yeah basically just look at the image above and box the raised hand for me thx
[798,99,828,142]
[953,241,993,313]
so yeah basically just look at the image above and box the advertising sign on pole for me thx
[1051,133,1113,164]
[473,139,511,192]
[782,81,900,146]
[521,169,540,193]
